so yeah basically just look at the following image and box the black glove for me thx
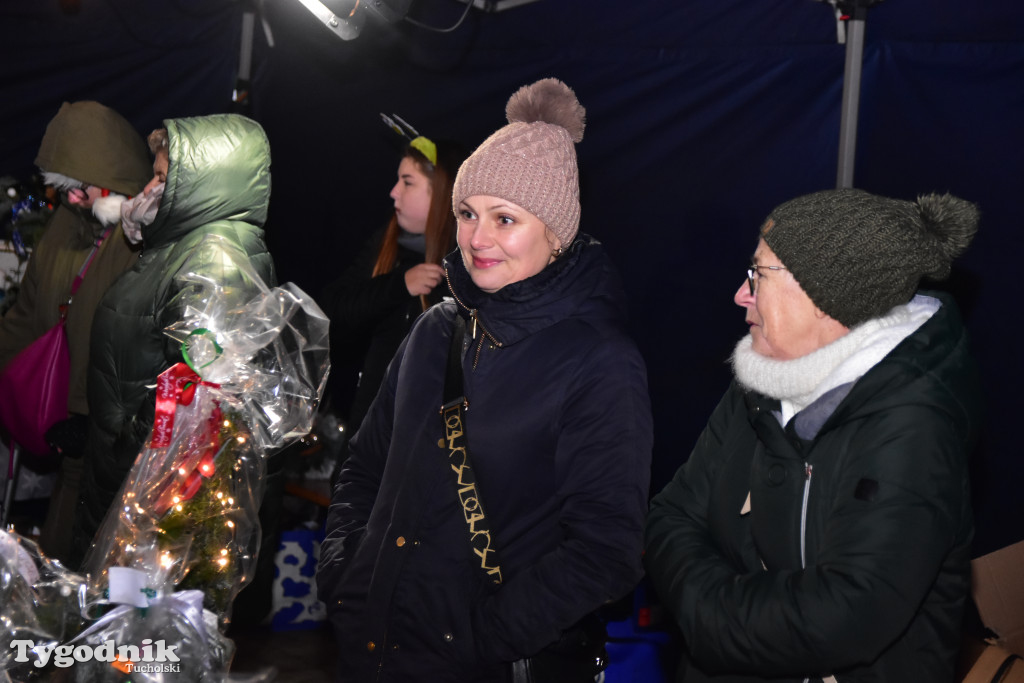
[45,414,89,459]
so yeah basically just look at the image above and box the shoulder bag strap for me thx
[69,228,112,299]
[441,313,503,585]
[59,228,112,320]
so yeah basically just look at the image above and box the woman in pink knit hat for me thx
[319,78,654,683]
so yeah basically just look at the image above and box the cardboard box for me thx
[971,539,1024,656]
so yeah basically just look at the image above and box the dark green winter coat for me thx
[645,293,981,683]
[73,114,276,566]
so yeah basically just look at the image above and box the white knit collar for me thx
[731,294,940,424]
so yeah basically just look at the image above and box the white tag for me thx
[740,491,752,515]
[108,566,151,608]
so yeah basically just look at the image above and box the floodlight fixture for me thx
[456,0,543,10]
[295,0,543,42]
[295,0,365,40]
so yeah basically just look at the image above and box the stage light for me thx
[294,0,416,40]
[295,0,365,40]
[294,0,544,42]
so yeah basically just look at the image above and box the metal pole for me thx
[836,4,868,189]
[239,11,255,84]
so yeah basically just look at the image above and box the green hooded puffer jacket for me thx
[74,114,277,564]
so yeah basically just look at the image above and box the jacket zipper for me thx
[799,466,839,683]
[443,268,504,369]
[373,627,388,682]
[801,462,813,683]
[800,462,812,568]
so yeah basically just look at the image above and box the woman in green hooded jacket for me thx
[70,114,276,568]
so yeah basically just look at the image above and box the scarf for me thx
[120,182,164,244]
[731,294,940,425]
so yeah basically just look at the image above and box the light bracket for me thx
[296,0,364,40]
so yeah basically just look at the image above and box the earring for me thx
[551,247,564,258]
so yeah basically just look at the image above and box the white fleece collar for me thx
[731,294,940,425]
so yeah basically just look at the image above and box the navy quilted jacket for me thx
[318,235,653,682]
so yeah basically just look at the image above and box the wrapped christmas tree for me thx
[63,235,330,680]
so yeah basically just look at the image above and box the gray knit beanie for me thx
[761,188,980,328]
[452,78,586,247]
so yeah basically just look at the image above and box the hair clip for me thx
[380,112,437,165]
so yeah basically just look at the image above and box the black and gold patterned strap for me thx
[441,313,503,585]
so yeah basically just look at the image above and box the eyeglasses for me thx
[746,264,787,295]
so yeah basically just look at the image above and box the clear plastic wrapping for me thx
[0,235,330,681]
[84,235,329,623]
[66,589,234,682]
[0,530,93,680]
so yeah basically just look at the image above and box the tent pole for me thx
[836,3,869,189]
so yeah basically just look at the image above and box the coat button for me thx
[396,536,406,547]
[367,641,376,652]
[443,633,453,642]
[767,464,786,485]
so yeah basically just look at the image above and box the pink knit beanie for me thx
[452,78,586,247]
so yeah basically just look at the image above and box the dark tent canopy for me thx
[1,0,1022,555]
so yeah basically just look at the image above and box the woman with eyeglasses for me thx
[645,189,982,682]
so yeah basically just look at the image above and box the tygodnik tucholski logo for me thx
[9,638,181,672]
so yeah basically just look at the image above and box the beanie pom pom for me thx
[506,78,586,143]
[916,193,980,274]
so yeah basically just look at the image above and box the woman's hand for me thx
[404,263,445,296]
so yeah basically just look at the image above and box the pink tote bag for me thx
[0,228,109,456]
[0,320,70,455]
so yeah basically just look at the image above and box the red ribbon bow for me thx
[150,363,225,514]
[151,363,220,449]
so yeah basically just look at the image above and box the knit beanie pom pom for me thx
[506,78,586,143]
[916,193,980,277]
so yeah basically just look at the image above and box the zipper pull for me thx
[805,464,813,480]
[470,310,478,340]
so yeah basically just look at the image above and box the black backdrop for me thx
[2,0,1022,556]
